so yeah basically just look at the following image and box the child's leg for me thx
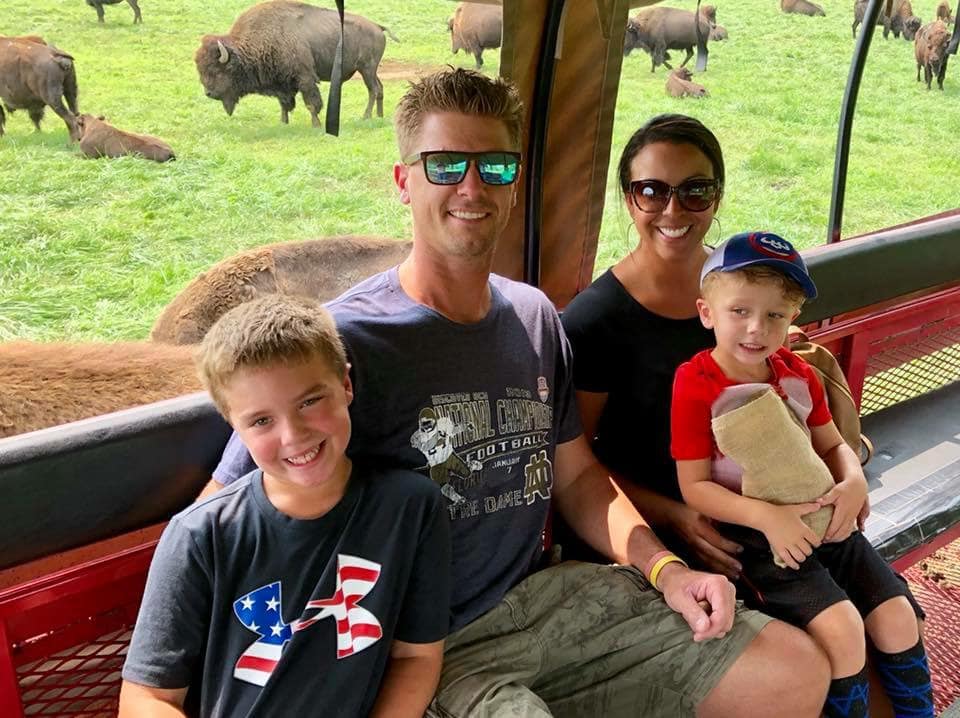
[806,600,869,718]
[864,597,933,718]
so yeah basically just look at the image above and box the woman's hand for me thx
[758,502,822,570]
[665,501,743,580]
[818,476,869,543]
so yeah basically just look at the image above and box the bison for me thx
[448,2,502,69]
[915,20,950,89]
[884,0,922,39]
[0,341,199,438]
[782,0,826,16]
[665,67,709,97]
[937,1,955,23]
[76,114,174,161]
[624,6,715,73]
[710,24,729,41]
[0,36,79,140]
[151,235,413,344]
[85,0,141,25]
[195,0,396,126]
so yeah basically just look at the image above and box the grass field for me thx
[0,0,957,341]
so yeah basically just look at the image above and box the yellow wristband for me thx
[649,555,688,591]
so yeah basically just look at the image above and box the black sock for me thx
[873,639,934,717]
[823,666,869,718]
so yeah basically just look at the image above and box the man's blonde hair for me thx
[702,265,807,308]
[394,67,525,158]
[195,295,348,419]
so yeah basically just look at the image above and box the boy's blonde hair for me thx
[195,295,348,419]
[702,265,807,308]
[394,67,525,158]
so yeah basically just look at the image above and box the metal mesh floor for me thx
[15,627,129,717]
[903,539,960,715]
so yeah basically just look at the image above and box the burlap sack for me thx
[711,387,835,568]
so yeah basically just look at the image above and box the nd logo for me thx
[523,449,553,505]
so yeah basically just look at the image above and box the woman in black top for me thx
[562,114,743,578]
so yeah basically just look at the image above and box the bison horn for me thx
[217,40,229,64]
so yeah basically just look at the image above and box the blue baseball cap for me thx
[700,231,817,299]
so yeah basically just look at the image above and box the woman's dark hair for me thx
[617,114,725,203]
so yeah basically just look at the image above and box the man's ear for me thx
[696,297,714,329]
[394,162,411,205]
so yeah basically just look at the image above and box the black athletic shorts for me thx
[723,524,925,627]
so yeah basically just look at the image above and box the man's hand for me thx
[657,562,736,642]
[819,476,869,542]
[666,502,743,580]
[759,502,821,569]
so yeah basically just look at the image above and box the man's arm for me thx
[369,639,444,718]
[118,681,187,717]
[552,435,735,641]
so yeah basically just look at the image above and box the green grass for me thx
[0,0,956,341]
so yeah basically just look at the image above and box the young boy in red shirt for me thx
[671,231,931,718]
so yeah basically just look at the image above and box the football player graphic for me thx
[410,407,483,504]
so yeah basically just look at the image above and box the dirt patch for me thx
[378,60,447,82]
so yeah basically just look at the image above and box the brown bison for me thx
[151,235,413,344]
[85,0,141,25]
[937,1,955,23]
[624,6,715,73]
[0,341,199,438]
[448,2,502,69]
[915,20,950,89]
[782,0,826,16]
[665,67,709,97]
[195,0,396,126]
[710,24,729,41]
[884,0,923,39]
[0,36,79,140]
[76,114,174,161]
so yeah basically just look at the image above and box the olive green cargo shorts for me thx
[428,561,772,718]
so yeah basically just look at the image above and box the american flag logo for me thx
[293,554,383,659]
[232,582,294,687]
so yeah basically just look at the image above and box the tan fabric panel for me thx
[495,0,635,307]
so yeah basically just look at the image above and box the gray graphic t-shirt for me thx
[214,269,581,630]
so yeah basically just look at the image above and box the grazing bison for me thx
[665,67,709,97]
[937,0,955,23]
[624,6,715,73]
[915,20,950,89]
[0,36,79,140]
[85,0,142,25]
[195,0,395,126]
[448,2,502,69]
[76,113,174,161]
[884,0,922,39]
[782,0,826,16]
[0,341,199,438]
[151,236,413,344]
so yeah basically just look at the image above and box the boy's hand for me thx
[759,503,821,570]
[818,476,868,542]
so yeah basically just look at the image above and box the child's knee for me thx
[807,601,866,672]
[865,596,920,652]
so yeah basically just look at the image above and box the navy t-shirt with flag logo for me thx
[122,465,450,718]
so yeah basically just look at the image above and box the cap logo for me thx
[748,232,797,260]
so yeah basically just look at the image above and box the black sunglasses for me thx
[404,150,521,186]
[628,178,721,213]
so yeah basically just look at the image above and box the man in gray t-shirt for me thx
[208,69,831,717]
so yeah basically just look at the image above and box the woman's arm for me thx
[577,389,743,577]
[677,458,822,570]
[369,639,444,718]
[118,681,188,718]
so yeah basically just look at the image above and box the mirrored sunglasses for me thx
[405,150,521,186]
[628,178,720,213]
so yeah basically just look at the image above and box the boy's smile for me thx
[697,275,799,383]
[224,356,354,518]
